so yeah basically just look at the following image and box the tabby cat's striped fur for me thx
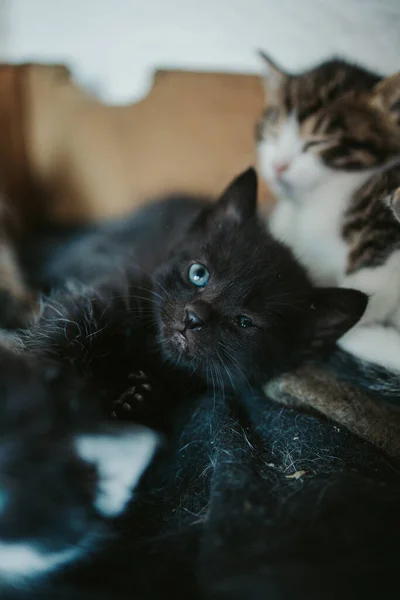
[257,54,400,384]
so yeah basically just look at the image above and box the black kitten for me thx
[26,168,368,389]
[1,168,367,585]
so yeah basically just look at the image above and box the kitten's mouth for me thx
[172,329,193,355]
[160,326,199,365]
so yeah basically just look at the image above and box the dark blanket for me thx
[12,390,400,600]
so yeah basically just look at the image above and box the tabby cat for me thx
[257,53,400,379]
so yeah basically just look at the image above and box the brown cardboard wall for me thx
[1,64,275,225]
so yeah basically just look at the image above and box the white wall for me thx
[2,0,400,104]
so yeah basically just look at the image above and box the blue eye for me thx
[188,263,210,287]
[236,315,253,328]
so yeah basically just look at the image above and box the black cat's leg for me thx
[23,278,151,357]
[17,278,157,419]
[16,278,198,431]
[265,366,400,458]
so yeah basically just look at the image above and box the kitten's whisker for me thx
[121,283,163,303]
[112,294,154,304]
[213,357,224,407]
[176,349,183,367]
[219,344,252,393]
[268,302,310,314]
[217,351,237,396]
[188,358,199,377]
[213,360,221,411]
[150,290,165,302]
[266,291,307,302]
[155,282,173,302]
[209,360,217,413]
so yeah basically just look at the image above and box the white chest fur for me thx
[268,172,400,373]
[268,173,371,286]
[269,194,345,286]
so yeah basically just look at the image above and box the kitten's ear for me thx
[212,167,258,226]
[75,425,159,518]
[259,50,288,102]
[370,73,400,125]
[306,288,368,353]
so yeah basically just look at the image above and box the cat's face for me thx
[0,356,158,584]
[257,55,400,200]
[154,169,368,388]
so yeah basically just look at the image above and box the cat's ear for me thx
[370,72,400,125]
[259,50,288,103]
[305,287,368,353]
[75,425,159,518]
[212,167,258,226]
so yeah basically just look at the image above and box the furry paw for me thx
[111,370,153,420]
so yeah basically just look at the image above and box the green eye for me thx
[236,315,253,328]
[188,263,210,287]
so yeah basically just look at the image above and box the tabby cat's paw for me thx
[111,370,153,420]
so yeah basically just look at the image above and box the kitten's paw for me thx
[388,186,400,223]
[111,370,153,420]
[0,288,38,330]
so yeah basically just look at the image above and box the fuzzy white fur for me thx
[0,426,158,584]
[75,427,159,517]
[259,115,400,373]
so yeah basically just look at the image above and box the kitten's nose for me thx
[274,161,290,178]
[184,302,211,330]
[185,310,203,330]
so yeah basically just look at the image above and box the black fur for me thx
[21,278,204,431]
[23,168,367,388]
[5,390,400,600]
[0,169,382,596]
[0,349,108,554]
